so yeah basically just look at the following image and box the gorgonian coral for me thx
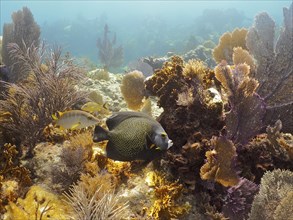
[200,136,239,187]
[246,3,293,132]
[213,28,248,64]
[2,7,40,82]
[96,24,123,71]
[214,61,265,144]
[0,43,85,156]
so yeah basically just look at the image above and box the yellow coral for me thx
[146,171,191,219]
[183,59,214,88]
[120,70,146,110]
[214,61,234,95]
[4,185,72,220]
[213,28,248,64]
[232,47,255,71]
[200,137,239,187]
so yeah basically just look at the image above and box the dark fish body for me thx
[93,111,173,161]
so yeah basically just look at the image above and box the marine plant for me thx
[249,169,293,220]
[96,24,123,71]
[0,42,85,156]
[120,70,146,110]
[2,7,40,82]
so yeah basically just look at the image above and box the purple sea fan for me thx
[222,178,259,220]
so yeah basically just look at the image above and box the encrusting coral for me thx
[200,136,239,187]
[120,70,146,110]
[213,28,248,64]
[249,169,293,220]
[246,3,293,132]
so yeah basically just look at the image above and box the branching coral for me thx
[0,43,85,156]
[4,185,72,220]
[2,7,40,82]
[249,169,293,220]
[200,136,239,187]
[146,171,191,219]
[213,28,248,64]
[120,70,146,110]
[246,3,293,132]
[96,24,123,71]
[214,61,265,144]
[222,178,259,220]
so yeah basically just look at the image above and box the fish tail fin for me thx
[93,125,109,142]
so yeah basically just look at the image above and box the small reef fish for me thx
[93,111,173,161]
[81,101,110,115]
[52,110,100,130]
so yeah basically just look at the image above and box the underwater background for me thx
[0,0,292,220]
[1,0,291,68]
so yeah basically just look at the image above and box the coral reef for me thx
[0,43,85,156]
[145,56,223,148]
[120,70,146,110]
[4,185,72,220]
[96,24,123,71]
[213,28,248,64]
[200,136,239,187]
[249,169,293,220]
[246,3,293,132]
[2,7,40,82]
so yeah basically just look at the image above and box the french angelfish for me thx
[93,111,173,161]
[53,110,100,130]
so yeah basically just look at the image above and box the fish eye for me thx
[161,133,167,138]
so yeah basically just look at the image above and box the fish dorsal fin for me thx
[106,111,153,130]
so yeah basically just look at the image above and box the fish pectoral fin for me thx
[71,122,81,130]
[149,144,156,149]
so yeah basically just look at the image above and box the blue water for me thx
[1,0,291,69]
